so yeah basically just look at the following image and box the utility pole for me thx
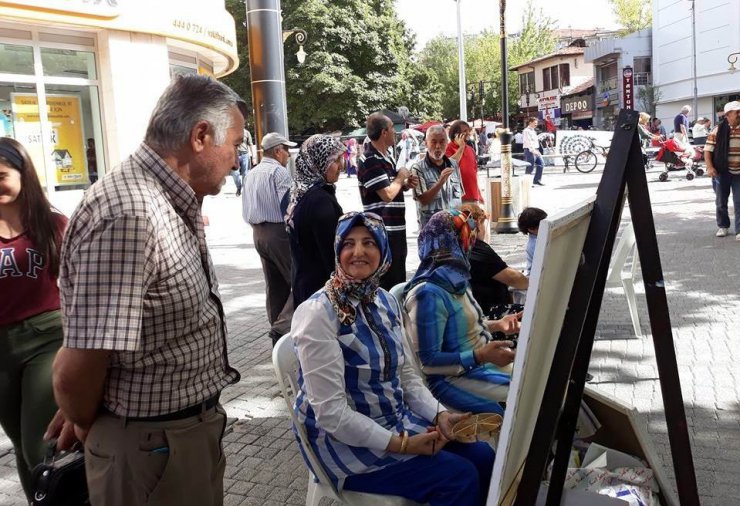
[456,0,468,121]
[690,0,698,121]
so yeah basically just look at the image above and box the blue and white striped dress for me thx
[292,288,439,489]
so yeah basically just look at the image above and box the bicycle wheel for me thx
[575,150,598,173]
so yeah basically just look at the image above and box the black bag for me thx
[31,443,89,506]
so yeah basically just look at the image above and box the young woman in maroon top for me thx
[0,137,67,500]
[445,120,484,204]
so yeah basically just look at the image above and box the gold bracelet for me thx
[399,430,409,454]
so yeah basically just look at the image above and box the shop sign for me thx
[0,0,120,18]
[622,66,634,110]
[537,95,560,112]
[562,94,593,114]
[600,92,610,107]
[11,93,87,185]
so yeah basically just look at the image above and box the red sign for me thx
[622,66,634,110]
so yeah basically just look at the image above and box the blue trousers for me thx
[343,441,495,506]
[713,172,740,233]
[524,149,544,184]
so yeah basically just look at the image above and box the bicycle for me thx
[574,139,609,173]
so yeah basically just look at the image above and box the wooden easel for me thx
[514,109,700,505]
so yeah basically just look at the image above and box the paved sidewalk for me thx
[1,163,738,505]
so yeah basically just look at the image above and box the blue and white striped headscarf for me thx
[324,212,391,325]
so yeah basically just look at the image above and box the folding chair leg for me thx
[306,477,322,506]
[622,278,642,337]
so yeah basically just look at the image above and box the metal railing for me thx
[634,72,652,86]
[598,77,618,93]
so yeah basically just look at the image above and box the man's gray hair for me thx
[681,105,691,114]
[145,74,247,154]
[425,125,448,141]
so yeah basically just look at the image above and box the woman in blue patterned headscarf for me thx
[403,210,519,416]
[290,211,495,506]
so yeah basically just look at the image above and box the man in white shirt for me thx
[523,117,544,186]
[242,132,296,345]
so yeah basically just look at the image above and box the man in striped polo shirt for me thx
[242,132,296,345]
[705,101,740,240]
[358,112,419,290]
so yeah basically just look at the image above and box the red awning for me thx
[412,120,443,133]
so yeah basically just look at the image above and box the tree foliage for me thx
[609,0,652,35]
[222,0,441,134]
[418,0,555,121]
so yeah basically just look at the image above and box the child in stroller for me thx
[655,138,705,181]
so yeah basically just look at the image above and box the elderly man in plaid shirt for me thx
[45,75,245,506]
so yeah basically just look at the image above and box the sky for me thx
[396,0,622,49]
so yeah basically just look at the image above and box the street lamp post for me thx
[495,0,518,234]
[455,0,468,122]
[246,0,289,160]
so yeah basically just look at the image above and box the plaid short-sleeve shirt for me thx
[60,143,240,418]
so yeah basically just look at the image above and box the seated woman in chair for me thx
[403,210,519,416]
[291,211,495,506]
[462,203,529,320]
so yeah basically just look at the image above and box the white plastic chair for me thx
[272,334,424,506]
[605,222,642,337]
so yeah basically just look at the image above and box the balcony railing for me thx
[634,72,652,86]
[598,77,618,93]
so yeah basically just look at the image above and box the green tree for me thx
[609,0,652,35]
[221,0,252,128]
[223,0,440,134]
[418,0,554,121]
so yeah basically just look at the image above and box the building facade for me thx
[584,28,653,131]
[0,0,238,213]
[652,0,739,129]
[511,42,595,130]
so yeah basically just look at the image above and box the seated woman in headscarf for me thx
[291,212,495,506]
[403,210,519,416]
[285,134,346,307]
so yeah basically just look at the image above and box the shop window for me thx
[43,83,105,189]
[40,48,97,79]
[542,68,551,92]
[0,43,35,75]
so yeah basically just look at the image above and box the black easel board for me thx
[512,109,700,506]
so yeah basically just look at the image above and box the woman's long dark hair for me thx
[0,137,63,277]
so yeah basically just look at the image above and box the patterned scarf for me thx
[285,134,346,229]
[406,209,478,296]
[324,212,391,325]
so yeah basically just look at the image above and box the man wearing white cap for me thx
[705,101,740,240]
[242,132,297,344]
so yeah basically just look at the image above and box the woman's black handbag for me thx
[31,443,89,506]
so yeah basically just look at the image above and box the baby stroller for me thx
[655,138,705,181]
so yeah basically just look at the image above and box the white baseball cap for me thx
[261,132,297,151]
[724,101,740,113]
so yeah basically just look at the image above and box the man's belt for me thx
[107,394,220,422]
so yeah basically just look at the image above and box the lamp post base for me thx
[496,198,519,234]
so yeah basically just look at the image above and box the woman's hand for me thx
[487,313,521,335]
[435,411,471,441]
[386,431,446,456]
[475,340,516,368]
[455,133,467,148]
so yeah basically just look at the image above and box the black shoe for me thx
[236,188,242,196]
[533,181,545,186]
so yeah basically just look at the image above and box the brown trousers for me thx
[84,406,227,506]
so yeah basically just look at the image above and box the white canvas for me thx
[488,197,596,506]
